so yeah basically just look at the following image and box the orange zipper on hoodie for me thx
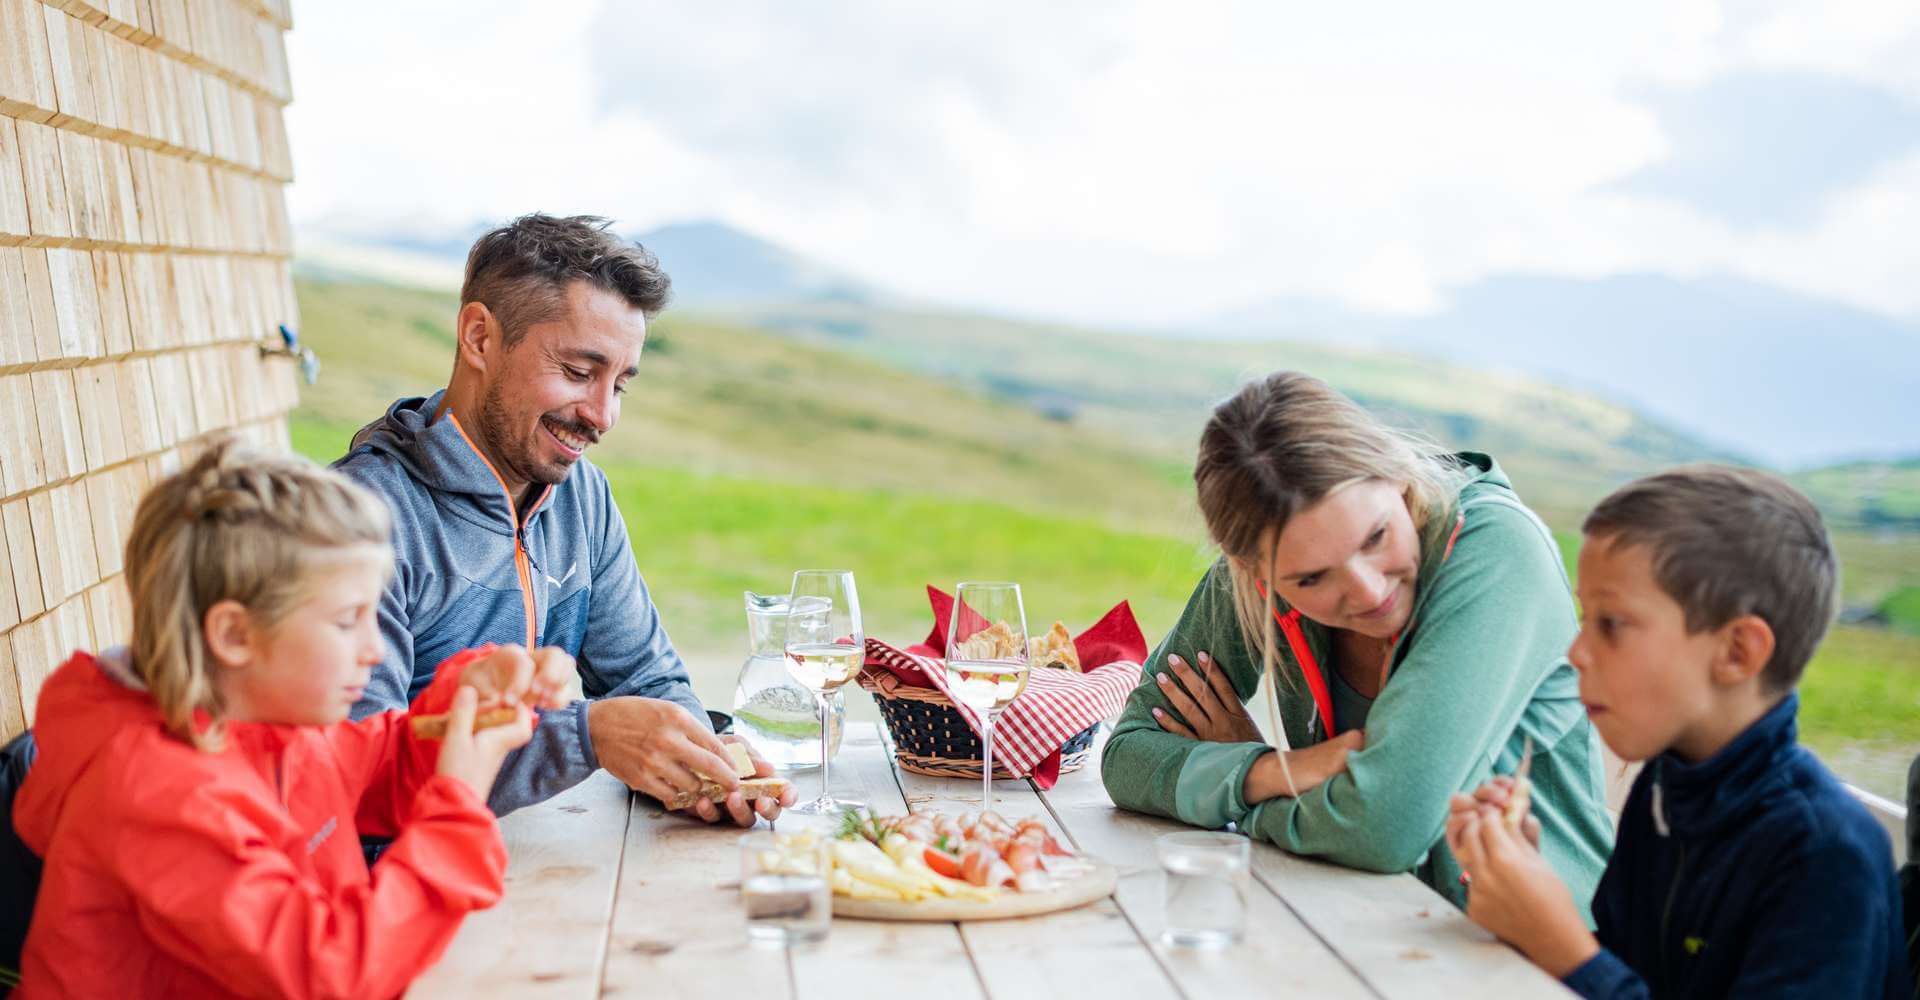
[445,411,553,648]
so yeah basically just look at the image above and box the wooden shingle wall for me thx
[0,0,300,739]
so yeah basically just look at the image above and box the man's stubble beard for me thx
[477,375,563,489]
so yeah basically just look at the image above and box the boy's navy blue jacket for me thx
[1564,694,1908,999]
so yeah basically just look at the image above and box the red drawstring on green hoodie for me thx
[1255,513,1465,739]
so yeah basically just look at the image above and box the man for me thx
[335,213,792,825]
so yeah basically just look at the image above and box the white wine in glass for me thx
[784,571,863,815]
[944,661,1030,714]
[785,641,862,692]
[944,581,1031,810]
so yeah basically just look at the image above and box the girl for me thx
[1102,371,1614,912]
[12,439,571,997]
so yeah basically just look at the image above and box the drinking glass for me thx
[943,581,1031,810]
[1157,831,1249,948]
[739,830,831,945]
[783,570,863,815]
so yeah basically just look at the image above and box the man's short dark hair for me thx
[460,213,672,346]
[1582,464,1838,692]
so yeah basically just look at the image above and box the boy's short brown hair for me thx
[1582,464,1838,692]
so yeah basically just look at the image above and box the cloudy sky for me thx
[284,1,1920,329]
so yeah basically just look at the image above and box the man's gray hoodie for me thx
[334,390,707,815]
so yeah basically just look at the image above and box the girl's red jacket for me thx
[11,646,509,998]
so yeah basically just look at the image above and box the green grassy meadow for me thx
[288,274,1920,800]
[600,464,1212,656]
[1796,458,1920,533]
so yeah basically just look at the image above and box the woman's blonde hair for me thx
[1193,372,1468,746]
[124,437,393,749]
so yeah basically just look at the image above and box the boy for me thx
[1445,465,1908,998]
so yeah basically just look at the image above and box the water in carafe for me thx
[732,591,845,769]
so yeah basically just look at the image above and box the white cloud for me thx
[283,0,1920,326]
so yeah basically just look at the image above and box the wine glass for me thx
[783,570,863,815]
[944,582,1031,811]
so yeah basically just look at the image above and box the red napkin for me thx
[862,587,1148,787]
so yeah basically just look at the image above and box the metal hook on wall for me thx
[260,324,321,385]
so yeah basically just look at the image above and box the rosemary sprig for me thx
[835,806,903,845]
[836,807,871,843]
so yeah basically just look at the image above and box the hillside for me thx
[706,300,1736,526]
[1796,458,1920,533]
[290,278,1200,538]
[288,274,1919,801]
[300,218,1920,469]
[294,273,1742,535]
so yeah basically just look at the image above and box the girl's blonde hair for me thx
[1193,372,1468,748]
[124,437,393,749]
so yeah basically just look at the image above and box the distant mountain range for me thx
[296,216,880,307]
[1210,275,1920,469]
[294,217,1920,470]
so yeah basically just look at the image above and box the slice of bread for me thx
[665,776,790,812]
[408,707,519,739]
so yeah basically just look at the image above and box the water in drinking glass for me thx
[1157,831,1249,948]
[740,831,831,945]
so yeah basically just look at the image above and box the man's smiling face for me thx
[475,280,645,493]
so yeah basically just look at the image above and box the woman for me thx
[1103,372,1612,912]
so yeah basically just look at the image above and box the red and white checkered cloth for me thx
[860,589,1147,788]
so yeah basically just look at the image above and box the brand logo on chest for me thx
[305,815,338,856]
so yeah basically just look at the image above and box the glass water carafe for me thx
[731,591,845,769]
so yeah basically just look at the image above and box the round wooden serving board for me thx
[832,860,1118,922]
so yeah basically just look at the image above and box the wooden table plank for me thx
[791,724,986,1000]
[882,727,1186,1000]
[600,786,794,1000]
[1043,732,1569,998]
[411,770,631,999]
[1037,749,1378,999]
[1245,847,1572,998]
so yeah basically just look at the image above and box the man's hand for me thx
[1150,652,1263,744]
[588,697,796,826]
[1449,803,1599,978]
[588,696,741,809]
[683,735,800,827]
[460,645,575,712]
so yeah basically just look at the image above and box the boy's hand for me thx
[435,686,535,801]
[684,735,800,827]
[1448,777,1542,849]
[1451,805,1599,978]
[461,645,575,712]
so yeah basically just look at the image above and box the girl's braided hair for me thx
[124,437,392,748]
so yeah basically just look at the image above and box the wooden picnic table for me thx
[412,723,1572,999]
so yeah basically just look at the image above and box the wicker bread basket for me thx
[856,667,1098,779]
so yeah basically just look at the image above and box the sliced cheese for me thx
[726,742,756,778]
